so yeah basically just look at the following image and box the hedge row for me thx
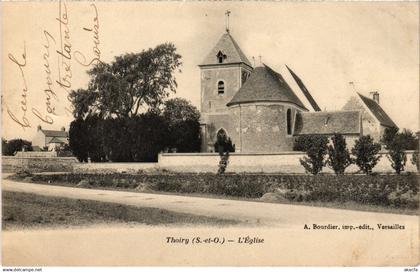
[21,172,419,209]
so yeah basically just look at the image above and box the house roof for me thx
[200,32,252,67]
[357,93,397,128]
[286,65,321,111]
[227,64,307,109]
[49,137,68,144]
[294,111,361,135]
[41,129,68,138]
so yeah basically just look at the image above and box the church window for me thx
[287,109,292,135]
[217,51,226,64]
[218,81,225,95]
[241,71,250,85]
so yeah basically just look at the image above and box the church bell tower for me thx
[198,11,253,152]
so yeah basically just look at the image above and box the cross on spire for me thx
[225,10,231,33]
[349,81,356,92]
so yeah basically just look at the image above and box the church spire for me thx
[225,10,231,33]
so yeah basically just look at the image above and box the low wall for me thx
[15,151,57,158]
[73,162,159,174]
[3,151,417,174]
[2,156,78,173]
[158,151,418,173]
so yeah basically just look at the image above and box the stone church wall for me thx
[230,103,298,152]
[342,96,381,142]
[200,66,241,113]
[203,113,236,152]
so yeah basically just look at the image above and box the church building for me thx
[198,28,397,153]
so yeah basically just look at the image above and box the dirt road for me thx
[2,179,417,227]
[2,179,419,266]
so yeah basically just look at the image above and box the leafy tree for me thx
[381,127,399,148]
[163,98,200,124]
[399,129,418,150]
[163,98,201,152]
[69,118,89,162]
[293,135,313,151]
[351,135,382,174]
[298,135,329,175]
[2,139,33,155]
[102,117,131,162]
[386,133,407,174]
[69,112,170,163]
[70,43,182,119]
[69,116,107,162]
[326,133,353,175]
[85,116,108,162]
[129,112,169,162]
[2,138,7,155]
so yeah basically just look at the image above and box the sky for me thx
[2,1,419,141]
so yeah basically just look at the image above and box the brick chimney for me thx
[369,91,379,104]
[61,126,65,131]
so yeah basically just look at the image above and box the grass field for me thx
[2,191,239,230]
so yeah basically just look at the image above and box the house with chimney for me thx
[32,126,69,151]
[198,29,397,153]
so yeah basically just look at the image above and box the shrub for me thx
[24,172,419,210]
[293,135,313,151]
[298,135,329,175]
[399,129,418,150]
[351,135,382,174]
[411,151,419,171]
[69,119,89,162]
[326,133,353,175]
[381,127,399,148]
[214,136,235,154]
[217,152,230,175]
[69,112,169,163]
[214,131,234,174]
[2,139,33,155]
[77,179,93,188]
[385,133,407,174]
[12,169,33,180]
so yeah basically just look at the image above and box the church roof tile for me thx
[227,64,307,109]
[41,129,69,138]
[357,93,397,128]
[294,111,361,135]
[200,32,252,67]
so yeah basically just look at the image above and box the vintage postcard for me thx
[1,1,419,268]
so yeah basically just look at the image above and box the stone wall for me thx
[15,151,57,157]
[3,151,417,174]
[73,162,159,174]
[230,103,301,153]
[2,156,78,173]
[158,151,417,173]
